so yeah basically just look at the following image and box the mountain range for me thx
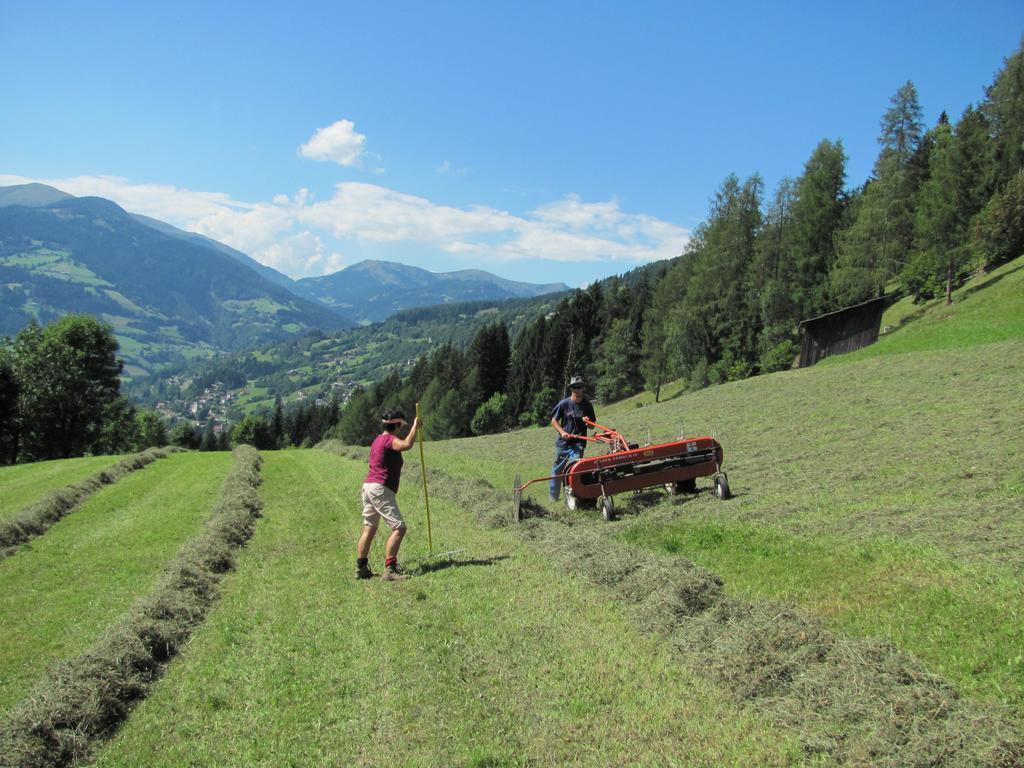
[293,260,569,323]
[0,183,569,377]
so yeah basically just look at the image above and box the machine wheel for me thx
[599,495,616,522]
[512,473,522,523]
[565,490,579,511]
[714,474,731,500]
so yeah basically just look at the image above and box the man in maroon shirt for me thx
[356,408,420,581]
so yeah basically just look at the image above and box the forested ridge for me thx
[315,41,1024,444]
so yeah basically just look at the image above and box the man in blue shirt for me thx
[549,375,596,501]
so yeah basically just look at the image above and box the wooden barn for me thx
[798,294,893,367]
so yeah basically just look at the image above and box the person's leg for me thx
[357,524,377,558]
[356,484,380,579]
[385,525,406,561]
[372,486,408,580]
[550,445,569,500]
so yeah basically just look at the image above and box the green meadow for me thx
[1,257,1022,766]
[0,452,232,713]
[0,455,127,523]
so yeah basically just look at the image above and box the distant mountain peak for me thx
[0,183,74,208]
[294,259,570,323]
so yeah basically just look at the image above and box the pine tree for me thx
[982,37,1024,190]
[903,123,968,303]
[751,177,797,357]
[832,82,925,304]
[788,140,848,318]
[272,395,285,448]
[594,318,643,403]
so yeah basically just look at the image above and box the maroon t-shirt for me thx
[365,432,403,492]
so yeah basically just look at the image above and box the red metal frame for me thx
[514,417,723,500]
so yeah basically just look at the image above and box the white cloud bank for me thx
[298,119,367,166]
[0,173,690,280]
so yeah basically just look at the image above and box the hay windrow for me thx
[0,445,263,768]
[0,447,184,557]
[372,453,1024,767]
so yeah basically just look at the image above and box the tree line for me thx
[331,41,1024,442]
[0,315,167,464]
[169,395,342,452]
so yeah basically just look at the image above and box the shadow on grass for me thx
[517,498,551,521]
[958,261,1022,301]
[416,554,510,575]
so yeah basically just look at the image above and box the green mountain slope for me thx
[0,195,348,378]
[128,292,568,416]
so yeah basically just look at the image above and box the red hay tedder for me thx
[513,417,730,522]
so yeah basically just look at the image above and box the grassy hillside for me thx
[834,257,1024,361]
[421,257,1024,711]
[3,256,1021,766]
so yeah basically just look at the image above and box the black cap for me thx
[381,408,408,426]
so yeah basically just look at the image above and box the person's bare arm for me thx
[550,417,568,440]
[392,418,420,451]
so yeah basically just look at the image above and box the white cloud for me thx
[257,231,349,278]
[0,173,690,277]
[531,194,622,231]
[298,119,367,166]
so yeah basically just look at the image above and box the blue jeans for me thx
[550,443,584,500]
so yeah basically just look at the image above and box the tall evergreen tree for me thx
[954,105,995,222]
[664,174,763,379]
[788,139,848,318]
[467,321,511,406]
[751,177,799,367]
[982,37,1024,190]
[0,346,20,464]
[594,318,643,403]
[272,395,285,448]
[832,82,925,304]
[902,123,969,303]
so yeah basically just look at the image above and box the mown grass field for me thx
[2,257,1022,766]
[0,452,232,714]
[93,450,805,767]
[426,257,1024,712]
[0,455,127,523]
[429,367,1023,709]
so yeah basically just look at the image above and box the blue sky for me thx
[1,2,1020,287]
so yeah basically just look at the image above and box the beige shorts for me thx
[361,483,405,530]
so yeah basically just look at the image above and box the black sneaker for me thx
[355,563,375,580]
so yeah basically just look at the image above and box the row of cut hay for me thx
[0,446,263,768]
[0,448,182,557]
[401,458,1023,767]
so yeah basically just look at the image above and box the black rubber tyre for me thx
[714,474,731,500]
[600,495,615,521]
